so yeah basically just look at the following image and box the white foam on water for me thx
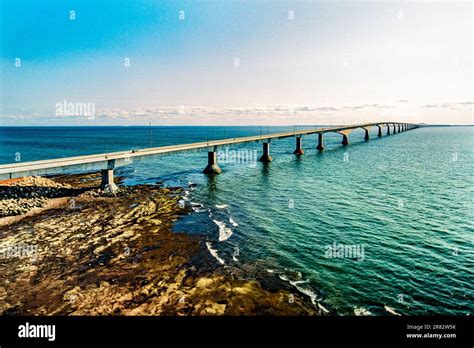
[354,306,373,316]
[190,202,207,213]
[290,279,319,305]
[276,269,327,311]
[318,303,330,314]
[232,254,239,262]
[206,242,225,265]
[289,279,308,286]
[215,204,228,209]
[279,268,302,282]
[229,217,239,227]
[285,268,302,279]
[384,305,402,316]
[213,219,233,241]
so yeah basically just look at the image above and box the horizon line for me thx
[0,124,473,128]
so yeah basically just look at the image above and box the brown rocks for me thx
[0,172,319,316]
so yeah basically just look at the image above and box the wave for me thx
[215,204,228,209]
[213,219,233,241]
[206,242,225,265]
[229,217,239,227]
[318,302,330,314]
[278,268,302,282]
[354,306,373,316]
[289,279,321,306]
[275,268,328,312]
[384,305,402,316]
[190,202,207,213]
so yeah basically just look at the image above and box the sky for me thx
[0,0,472,126]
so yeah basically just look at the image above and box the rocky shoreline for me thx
[0,172,320,315]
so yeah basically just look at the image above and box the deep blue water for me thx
[1,126,473,315]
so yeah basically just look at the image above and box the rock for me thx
[0,173,318,316]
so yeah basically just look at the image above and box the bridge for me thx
[0,122,419,190]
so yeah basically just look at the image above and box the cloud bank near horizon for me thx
[1,101,472,126]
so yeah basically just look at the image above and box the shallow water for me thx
[1,125,472,315]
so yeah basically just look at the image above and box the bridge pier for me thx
[377,126,382,137]
[259,141,273,162]
[100,160,118,192]
[293,136,304,155]
[397,124,401,133]
[203,146,222,174]
[364,128,370,141]
[341,134,349,146]
[100,169,118,192]
[387,125,391,135]
[393,124,397,134]
[316,133,325,151]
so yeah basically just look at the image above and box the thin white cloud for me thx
[344,103,397,111]
[422,102,473,110]
[1,101,472,125]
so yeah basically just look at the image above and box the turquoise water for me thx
[1,126,473,315]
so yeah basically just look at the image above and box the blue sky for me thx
[0,0,472,125]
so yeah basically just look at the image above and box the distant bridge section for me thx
[0,122,419,190]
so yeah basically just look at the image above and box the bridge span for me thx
[0,122,419,190]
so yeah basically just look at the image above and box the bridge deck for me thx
[0,122,412,179]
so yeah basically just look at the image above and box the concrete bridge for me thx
[0,122,418,190]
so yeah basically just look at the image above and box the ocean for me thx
[1,125,472,315]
